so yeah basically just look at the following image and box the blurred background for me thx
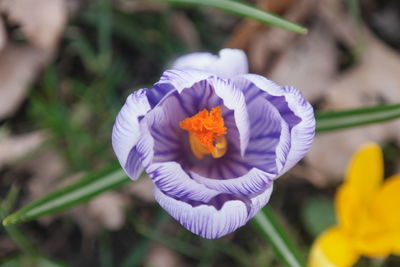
[0,0,400,266]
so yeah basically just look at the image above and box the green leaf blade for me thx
[155,0,307,34]
[252,207,306,267]
[316,103,400,132]
[3,164,129,226]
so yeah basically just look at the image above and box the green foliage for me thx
[3,164,128,226]
[253,208,306,267]
[301,197,336,237]
[0,256,66,267]
[154,0,308,34]
[316,103,400,132]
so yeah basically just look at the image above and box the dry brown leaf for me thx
[290,164,332,188]
[269,22,338,102]
[305,34,400,182]
[225,0,294,49]
[248,0,316,72]
[323,36,400,109]
[115,0,166,13]
[23,150,66,199]
[0,44,50,119]
[66,193,128,237]
[0,131,46,168]
[317,0,358,48]
[170,12,200,51]
[87,192,128,231]
[125,175,155,203]
[0,17,6,52]
[0,0,67,50]
[145,244,184,267]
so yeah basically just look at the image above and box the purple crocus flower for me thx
[112,49,315,239]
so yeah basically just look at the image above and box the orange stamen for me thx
[180,106,227,159]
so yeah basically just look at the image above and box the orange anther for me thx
[180,106,227,159]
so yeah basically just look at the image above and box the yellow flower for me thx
[308,143,400,267]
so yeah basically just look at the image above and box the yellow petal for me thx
[353,231,392,257]
[371,175,400,229]
[344,143,383,194]
[367,175,400,255]
[336,143,383,231]
[308,227,359,267]
[392,231,400,255]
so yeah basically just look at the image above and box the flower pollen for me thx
[180,106,227,159]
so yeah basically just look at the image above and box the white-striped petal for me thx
[172,48,248,78]
[235,74,315,175]
[154,188,250,239]
[207,76,250,156]
[112,89,151,180]
[135,106,222,202]
[191,168,274,195]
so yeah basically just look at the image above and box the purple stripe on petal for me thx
[112,89,151,180]
[135,120,155,169]
[146,84,174,108]
[248,184,274,219]
[155,69,212,94]
[191,168,274,195]
[135,105,221,203]
[154,187,250,239]
[243,94,285,174]
[208,77,250,156]
[186,193,252,213]
[236,74,315,175]
[172,79,222,116]
[187,142,253,181]
[265,94,302,127]
[148,162,220,202]
[124,148,143,181]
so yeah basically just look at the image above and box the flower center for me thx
[179,106,228,159]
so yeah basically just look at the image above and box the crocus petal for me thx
[309,227,359,267]
[112,48,316,240]
[135,107,222,202]
[147,162,221,202]
[172,52,218,71]
[155,69,212,94]
[112,89,151,179]
[172,48,248,78]
[207,77,249,156]
[344,143,383,197]
[235,74,315,175]
[154,187,250,239]
[393,231,400,255]
[244,89,289,174]
[157,71,250,156]
[353,229,392,257]
[191,168,275,195]
[371,175,400,230]
[248,184,274,218]
[335,143,383,231]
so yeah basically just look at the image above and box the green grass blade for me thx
[3,164,129,226]
[316,103,400,132]
[153,0,307,34]
[252,207,305,267]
